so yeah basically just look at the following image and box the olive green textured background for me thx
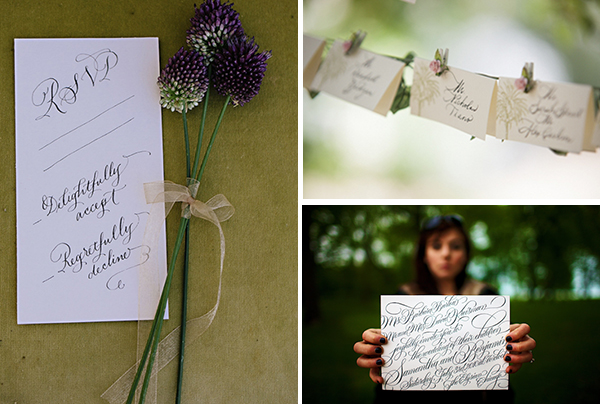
[0,1,298,402]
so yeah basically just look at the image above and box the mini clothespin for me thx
[515,62,535,93]
[429,48,449,76]
[343,30,367,56]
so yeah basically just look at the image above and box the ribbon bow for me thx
[102,179,234,404]
[144,179,234,223]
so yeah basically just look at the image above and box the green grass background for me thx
[303,298,600,403]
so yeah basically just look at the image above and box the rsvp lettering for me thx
[31,48,119,120]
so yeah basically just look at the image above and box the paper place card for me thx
[380,295,510,391]
[309,40,405,115]
[494,78,596,153]
[15,38,167,324]
[303,34,326,90]
[410,57,497,140]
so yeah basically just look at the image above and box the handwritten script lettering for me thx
[342,57,380,100]
[39,153,147,222]
[16,38,166,324]
[516,84,584,145]
[31,48,119,120]
[48,213,148,290]
[381,295,510,391]
[443,79,479,124]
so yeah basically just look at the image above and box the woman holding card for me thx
[353,215,536,403]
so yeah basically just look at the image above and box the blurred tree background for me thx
[302,205,600,403]
[303,0,600,198]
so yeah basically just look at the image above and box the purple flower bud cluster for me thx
[212,37,272,106]
[186,0,245,65]
[158,47,209,113]
[158,0,271,111]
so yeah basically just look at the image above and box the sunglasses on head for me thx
[421,214,464,230]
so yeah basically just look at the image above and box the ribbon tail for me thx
[102,188,230,404]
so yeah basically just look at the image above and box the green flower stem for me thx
[191,67,211,179]
[125,303,160,404]
[176,224,189,404]
[138,217,190,404]
[176,107,194,404]
[195,95,230,183]
[131,91,229,404]
[176,93,229,400]
[125,216,189,404]
[183,107,191,176]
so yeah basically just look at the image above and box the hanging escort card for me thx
[309,40,405,116]
[494,78,596,153]
[303,34,326,90]
[410,57,497,140]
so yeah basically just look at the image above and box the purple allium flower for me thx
[212,36,272,106]
[157,47,209,113]
[186,0,246,65]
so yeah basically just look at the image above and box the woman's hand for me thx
[355,323,536,383]
[353,328,387,384]
[505,323,536,374]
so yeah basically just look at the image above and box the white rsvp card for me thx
[381,295,510,391]
[309,40,405,115]
[494,78,596,153]
[410,57,497,140]
[303,34,326,90]
[15,38,167,324]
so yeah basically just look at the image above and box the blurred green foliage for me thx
[305,0,600,42]
[304,205,600,323]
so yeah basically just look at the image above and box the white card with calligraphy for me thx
[494,78,596,153]
[309,40,405,115]
[15,38,167,324]
[410,57,497,140]
[380,295,510,391]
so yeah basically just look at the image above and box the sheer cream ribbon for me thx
[101,179,234,404]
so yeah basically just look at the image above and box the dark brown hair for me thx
[413,216,471,294]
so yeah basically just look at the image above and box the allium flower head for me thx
[212,36,271,107]
[158,47,209,113]
[186,0,245,65]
